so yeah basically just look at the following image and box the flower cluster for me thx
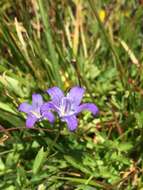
[19,86,99,131]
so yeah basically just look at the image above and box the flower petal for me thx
[32,94,43,108]
[67,86,85,106]
[42,111,55,123]
[26,114,38,128]
[18,103,32,114]
[60,97,72,114]
[63,115,78,131]
[47,87,64,106]
[41,102,57,123]
[41,102,58,113]
[76,103,99,115]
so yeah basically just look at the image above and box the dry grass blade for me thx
[117,37,140,68]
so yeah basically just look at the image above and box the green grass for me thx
[0,0,143,189]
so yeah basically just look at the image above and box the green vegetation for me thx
[0,0,143,189]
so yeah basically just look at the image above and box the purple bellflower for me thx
[41,86,99,131]
[19,94,54,128]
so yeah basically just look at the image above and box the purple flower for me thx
[19,94,55,128]
[41,86,99,131]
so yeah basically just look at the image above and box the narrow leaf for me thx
[32,147,48,174]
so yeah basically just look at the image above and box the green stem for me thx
[48,127,61,154]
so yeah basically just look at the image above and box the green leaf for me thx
[0,102,16,114]
[0,158,5,171]
[32,147,48,174]
[64,155,91,175]
[0,75,24,97]
[0,110,24,127]
[118,142,133,152]
[135,112,143,128]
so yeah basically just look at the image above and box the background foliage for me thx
[0,0,143,189]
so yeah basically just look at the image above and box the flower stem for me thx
[48,127,61,154]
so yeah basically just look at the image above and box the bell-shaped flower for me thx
[19,94,55,128]
[41,87,99,131]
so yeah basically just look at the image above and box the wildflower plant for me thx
[0,0,141,189]
[19,86,99,131]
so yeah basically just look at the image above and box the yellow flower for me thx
[99,9,106,22]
